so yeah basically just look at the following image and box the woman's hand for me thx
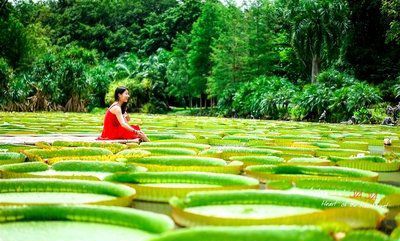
[123,113,131,122]
[134,130,146,139]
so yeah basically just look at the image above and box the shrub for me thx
[293,83,332,120]
[0,58,12,105]
[316,69,355,88]
[232,76,298,119]
[330,81,382,121]
[259,77,298,119]
[366,103,387,124]
[294,70,382,122]
[60,45,99,112]
[105,78,149,112]
[394,76,400,100]
[86,60,115,110]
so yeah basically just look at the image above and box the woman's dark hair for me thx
[114,86,128,114]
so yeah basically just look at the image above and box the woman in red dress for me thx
[98,86,150,142]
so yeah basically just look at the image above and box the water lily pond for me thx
[0,112,399,241]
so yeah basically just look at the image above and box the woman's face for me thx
[118,90,130,103]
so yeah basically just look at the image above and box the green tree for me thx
[0,12,30,67]
[59,45,99,112]
[139,0,202,56]
[86,60,115,109]
[44,0,155,58]
[18,52,62,110]
[167,34,193,107]
[137,48,171,113]
[207,3,248,108]
[345,0,400,84]
[114,52,140,80]
[289,0,350,82]
[245,0,280,77]
[382,0,400,45]
[187,0,224,108]
[232,76,298,119]
[0,57,12,103]
[294,83,333,120]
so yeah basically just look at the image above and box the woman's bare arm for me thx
[111,106,138,133]
[123,112,131,122]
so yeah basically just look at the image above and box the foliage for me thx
[294,70,382,121]
[0,14,30,68]
[136,49,170,113]
[3,45,99,111]
[17,52,63,110]
[316,69,355,88]
[207,2,248,100]
[207,3,248,103]
[245,0,281,77]
[187,1,224,105]
[0,0,398,123]
[232,76,297,119]
[382,0,400,45]
[0,58,12,103]
[330,81,382,120]
[368,103,388,124]
[104,49,170,113]
[259,77,298,119]
[166,34,193,107]
[86,60,115,109]
[138,0,202,56]
[294,83,333,120]
[353,107,372,124]
[346,0,400,84]
[288,0,350,82]
[105,78,149,112]
[60,45,99,111]
[394,77,400,99]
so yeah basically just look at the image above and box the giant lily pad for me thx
[329,156,400,172]
[22,147,113,162]
[170,190,387,228]
[199,146,281,160]
[0,178,135,206]
[138,141,211,151]
[266,178,400,207]
[52,141,127,153]
[0,205,174,241]
[341,230,392,241]
[106,172,259,202]
[0,161,146,180]
[245,165,379,182]
[229,156,285,167]
[118,156,243,174]
[149,226,334,241]
[0,152,26,165]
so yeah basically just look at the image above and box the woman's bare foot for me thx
[138,131,150,142]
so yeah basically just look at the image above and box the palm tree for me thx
[290,0,349,82]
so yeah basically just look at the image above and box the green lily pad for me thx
[0,205,174,241]
[0,178,135,206]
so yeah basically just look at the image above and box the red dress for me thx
[98,107,141,140]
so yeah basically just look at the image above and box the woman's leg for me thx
[132,125,150,142]
[140,132,150,142]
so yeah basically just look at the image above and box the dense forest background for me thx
[0,0,399,123]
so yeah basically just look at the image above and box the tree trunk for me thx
[65,94,84,112]
[311,55,320,83]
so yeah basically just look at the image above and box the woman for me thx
[98,86,150,142]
